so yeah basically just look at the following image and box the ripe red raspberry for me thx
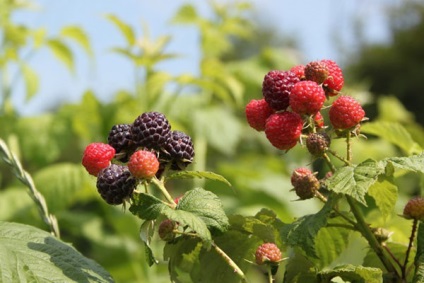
[313,111,325,128]
[329,96,365,130]
[265,112,303,150]
[262,70,300,111]
[403,197,424,221]
[245,99,274,131]
[291,167,320,199]
[289,81,326,115]
[255,243,282,265]
[304,61,329,84]
[321,59,344,95]
[82,143,115,176]
[289,65,305,80]
[128,150,160,179]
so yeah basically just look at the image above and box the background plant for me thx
[1,1,424,282]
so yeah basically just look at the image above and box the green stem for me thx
[346,132,352,162]
[212,242,249,283]
[151,177,176,208]
[327,149,351,166]
[346,196,399,278]
[267,264,273,283]
[0,139,60,238]
[402,219,418,280]
[322,153,337,173]
[315,190,357,228]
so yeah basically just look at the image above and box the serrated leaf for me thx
[105,14,135,46]
[0,221,113,282]
[325,159,385,205]
[414,224,424,283]
[130,192,212,245]
[381,153,424,173]
[129,193,170,220]
[280,196,335,258]
[164,237,203,282]
[284,250,317,283]
[367,175,398,219]
[166,171,231,187]
[177,188,229,234]
[314,218,350,268]
[318,264,382,283]
[60,26,93,56]
[46,38,74,72]
[139,220,157,266]
[20,63,39,100]
[361,122,422,155]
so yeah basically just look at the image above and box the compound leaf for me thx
[0,221,112,282]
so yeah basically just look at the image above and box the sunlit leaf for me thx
[172,4,198,24]
[60,26,93,56]
[20,63,39,100]
[318,264,383,283]
[177,188,229,234]
[46,38,74,72]
[166,171,231,187]
[362,122,422,155]
[105,14,136,46]
[0,221,113,282]
[367,175,398,219]
[325,159,385,205]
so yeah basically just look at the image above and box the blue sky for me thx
[10,0,398,115]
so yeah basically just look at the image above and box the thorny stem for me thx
[346,196,399,278]
[327,148,351,166]
[212,242,249,283]
[402,219,419,280]
[0,139,60,238]
[322,153,337,173]
[151,177,176,208]
[383,244,403,271]
[346,132,352,162]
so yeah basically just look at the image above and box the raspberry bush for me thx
[74,59,424,283]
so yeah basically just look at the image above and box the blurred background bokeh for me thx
[1,0,424,282]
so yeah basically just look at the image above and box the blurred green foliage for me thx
[1,1,424,282]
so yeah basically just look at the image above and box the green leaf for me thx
[130,192,212,245]
[46,38,74,72]
[367,175,398,219]
[0,221,113,282]
[139,220,157,266]
[20,63,39,100]
[325,159,385,205]
[381,153,424,173]
[193,107,242,155]
[166,171,231,187]
[318,264,382,283]
[33,163,93,212]
[105,14,136,46]
[361,121,422,155]
[414,224,424,283]
[129,193,170,220]
[177,188,229,234]
[283,250,317,283]
[280,196,335,258]
[164,237,203,282]
[60,26,93,56]
[314,218,350,268]
[172,4,198,24]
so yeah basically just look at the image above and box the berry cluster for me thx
[245,59,365,150]
[245,59,366,200]
[82,111,195,205]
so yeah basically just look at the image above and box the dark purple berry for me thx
[131,112,171,150]
[96,164,136,205]
[107,124,136,162]
[161,131,195,170]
